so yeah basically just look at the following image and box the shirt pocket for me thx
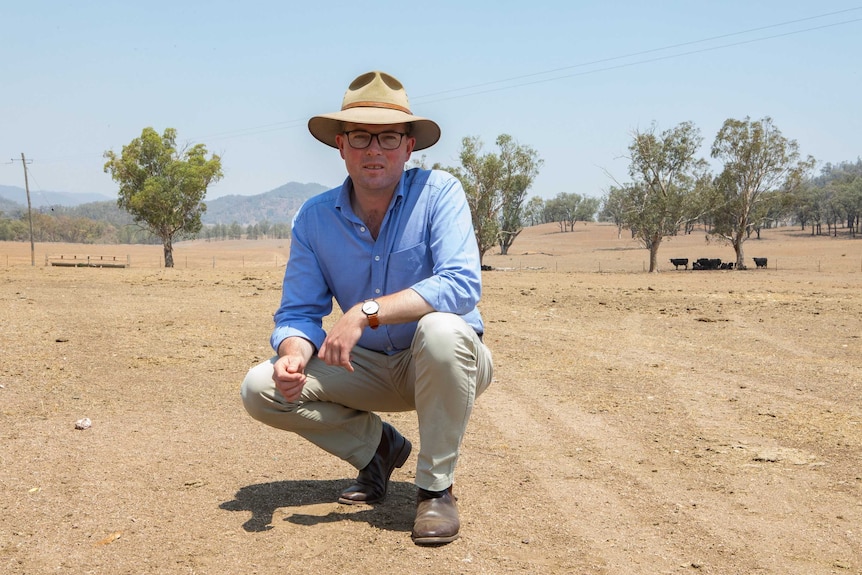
[388,242,430,277]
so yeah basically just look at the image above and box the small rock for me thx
[74,418,92,430]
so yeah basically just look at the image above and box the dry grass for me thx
[1,223,861,574]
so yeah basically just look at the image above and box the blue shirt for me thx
[271,168,484,354]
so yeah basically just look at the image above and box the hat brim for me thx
[308,108,440,151]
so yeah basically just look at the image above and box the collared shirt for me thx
[271,168,484,354]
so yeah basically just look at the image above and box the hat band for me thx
[343,101,412,115]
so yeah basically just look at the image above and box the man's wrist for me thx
[360,299,380,329]
[278,336,315,358]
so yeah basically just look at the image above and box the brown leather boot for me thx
[411,486,460,545]
[338,422,411,505]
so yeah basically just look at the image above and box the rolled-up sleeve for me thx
[410,174,482,314]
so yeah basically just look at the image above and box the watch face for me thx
[362,300,379,315]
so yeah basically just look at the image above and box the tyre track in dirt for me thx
[475,376,759,574]
[471,277,862,574]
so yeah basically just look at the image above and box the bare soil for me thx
[2,223,861,575]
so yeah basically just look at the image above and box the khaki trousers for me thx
[241,312,493,492]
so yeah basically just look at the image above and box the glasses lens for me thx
[347,131,372,148]
[345,131,405,150]
[377,132,403,149]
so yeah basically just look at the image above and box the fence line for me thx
[1,245,859,274]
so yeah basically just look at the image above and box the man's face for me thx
[335,122,415,196]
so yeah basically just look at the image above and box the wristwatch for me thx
[361,299,380,329]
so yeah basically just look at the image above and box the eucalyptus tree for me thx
[496,135,543,255]
[446,134,542,263]
[600,186,630,238]
[710,116,815,268]
[104,127,223,267]
[522,196,546,226]
[623,121,711,272]
[841,177,862,236]
[816,160,862,236]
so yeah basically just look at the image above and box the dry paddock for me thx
[1,223,861,574]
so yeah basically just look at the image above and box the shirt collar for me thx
[334,173,406,219]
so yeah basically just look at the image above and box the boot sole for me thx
[411,533,460,545]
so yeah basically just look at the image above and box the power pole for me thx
[19,153,35,266]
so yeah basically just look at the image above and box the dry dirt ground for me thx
[1,223,861,575]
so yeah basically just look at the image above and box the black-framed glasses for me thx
[343,130,407,150]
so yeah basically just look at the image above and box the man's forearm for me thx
[371,288,435,327]
[277,336,316,361]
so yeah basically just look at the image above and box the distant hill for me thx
[0,185,113,207]
[0,181,328,226]
[201,182,327,225]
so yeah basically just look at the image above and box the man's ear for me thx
[335,134,347,159]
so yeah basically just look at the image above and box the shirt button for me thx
[360,226,366,232]
[374,255,380,261]
[375,288,381,294]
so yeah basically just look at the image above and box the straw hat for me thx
[308,71,441,151]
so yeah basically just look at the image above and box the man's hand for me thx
[318,305,366,372]
[273,338,314,402]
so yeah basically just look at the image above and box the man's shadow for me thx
[219,479,415,533]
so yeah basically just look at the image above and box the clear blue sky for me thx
[2,1,860,202]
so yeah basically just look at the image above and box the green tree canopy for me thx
[522,196,546,227]
[622,121,711,272]
[600,186,630,238]
[441,134,542,263]
[103,127,223,267]
[811,159,862,237]
[544,192,599,233]
[710,116,815,267]
[495,135,543,256]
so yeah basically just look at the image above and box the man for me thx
[241,71,493,545]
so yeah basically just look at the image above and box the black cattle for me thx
[670,258,689,270]
[753,257,767,268]
[693,258,722,270]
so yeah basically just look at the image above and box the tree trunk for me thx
[163,239,174,268]
[734,239,745,270]
[648,236,661,272]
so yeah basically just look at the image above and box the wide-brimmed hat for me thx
[308,71,441,151]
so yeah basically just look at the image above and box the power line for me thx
[414,15,862,104]
[189,7,862,142]
[413,7,862,101]
[19,7,862,157]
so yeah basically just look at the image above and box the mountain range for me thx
[0,185,112,209]
[0,182,329,225]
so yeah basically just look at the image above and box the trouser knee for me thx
[414,312,474,361]
[240,359,280,423]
